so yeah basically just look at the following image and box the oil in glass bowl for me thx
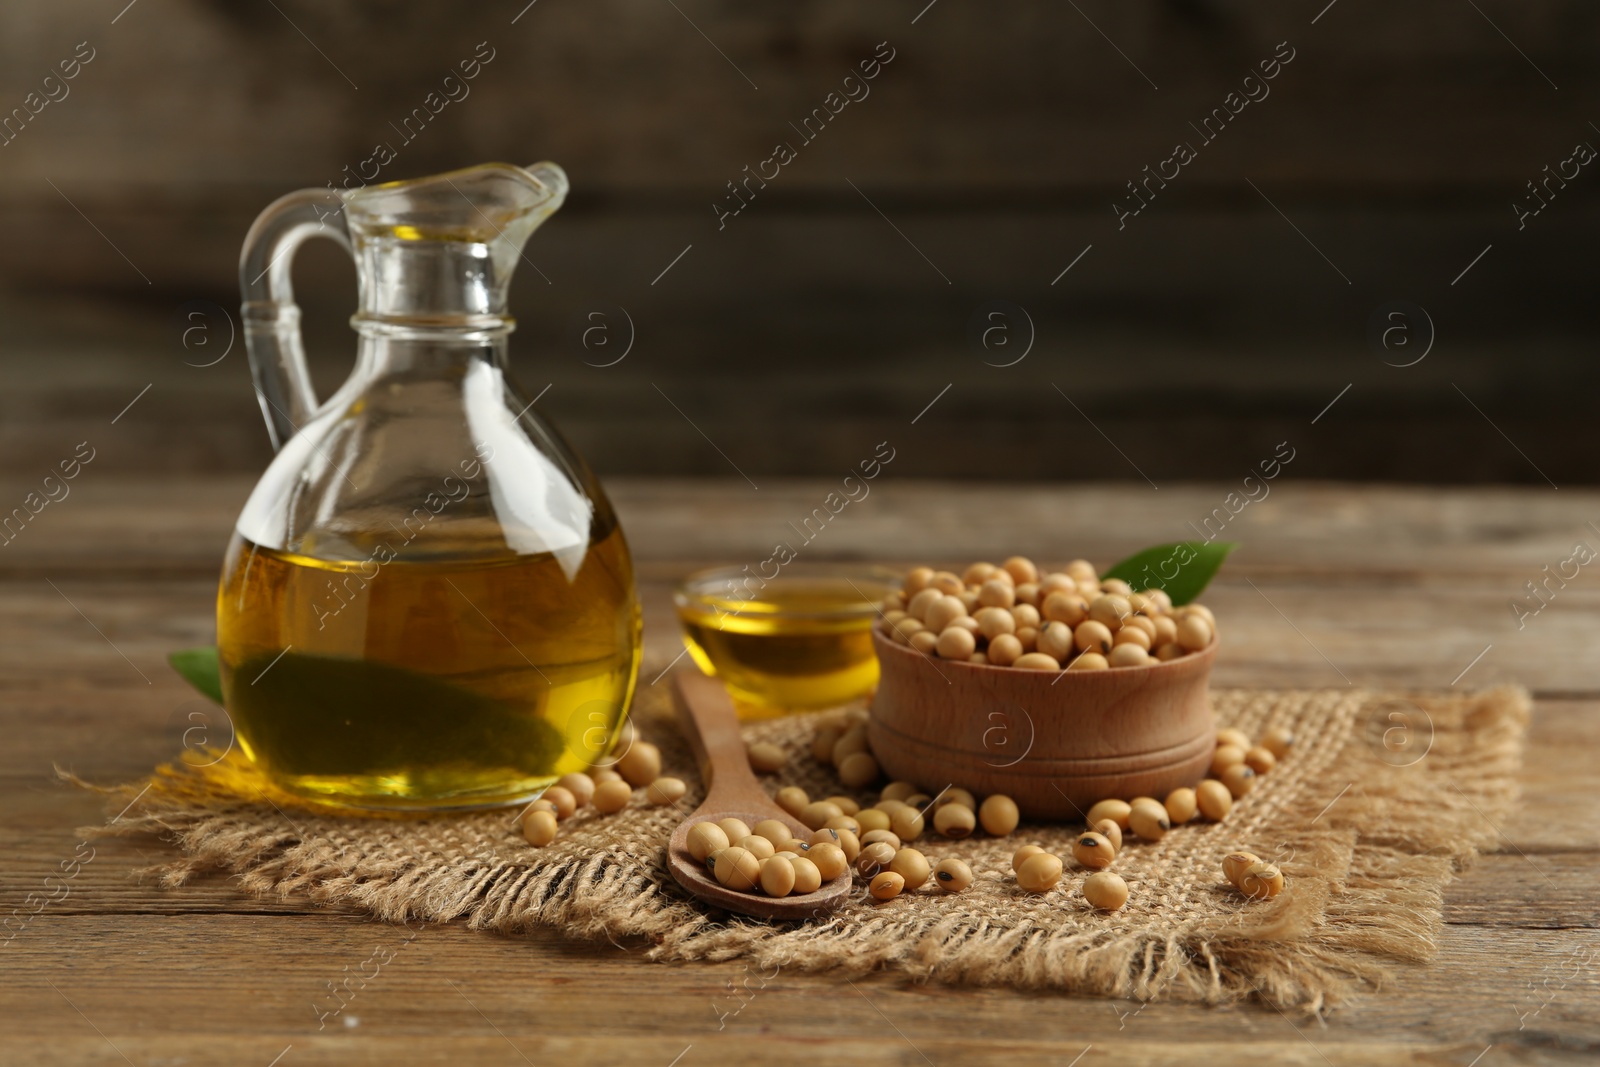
[674,564,898,716]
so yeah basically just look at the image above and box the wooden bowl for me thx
[867,626,1216,820]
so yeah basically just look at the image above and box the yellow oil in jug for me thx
[216,523,640,810]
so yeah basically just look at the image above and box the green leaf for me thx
[169,647,224,706]
[1104,541,1237,606]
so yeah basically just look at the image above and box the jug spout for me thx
[343,162,569,328]
[238,161,569,448]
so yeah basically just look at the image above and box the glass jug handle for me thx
[238,189,353,451]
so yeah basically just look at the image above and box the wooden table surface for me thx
[3,477,1597,1066]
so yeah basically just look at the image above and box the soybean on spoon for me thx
[667,669,851,919]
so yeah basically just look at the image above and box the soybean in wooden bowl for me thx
[867,627,1216,820]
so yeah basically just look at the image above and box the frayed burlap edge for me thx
[72,684,1529,1014]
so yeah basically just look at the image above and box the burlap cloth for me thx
[85,681,1529,1013]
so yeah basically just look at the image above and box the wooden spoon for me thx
[667,669,852,919]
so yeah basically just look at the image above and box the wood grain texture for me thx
[7,1,1598,205]
[2,480,1598,1065]
[3,4,1599,487]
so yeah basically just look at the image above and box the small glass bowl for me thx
[674,562,901,717]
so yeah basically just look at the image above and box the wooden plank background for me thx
[0,1,1596,482]
[2,476,1598,1064]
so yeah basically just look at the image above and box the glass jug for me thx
[218,162,641,812]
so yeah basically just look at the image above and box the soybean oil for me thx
[676,576,895,714]
[217,522,640,810]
